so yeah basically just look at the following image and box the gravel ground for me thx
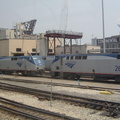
[0,75,120,120]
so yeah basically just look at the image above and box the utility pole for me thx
[102,0,106,53]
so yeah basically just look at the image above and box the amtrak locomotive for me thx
[0,56,45,76]
[50,54,120,82]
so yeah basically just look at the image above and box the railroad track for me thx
[0,73,119,84]
[0,77,120,92]
[0,82,120,118]
[0,96,79,120]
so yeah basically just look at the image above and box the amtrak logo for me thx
[65,62,76,68]
[16,62,23,67]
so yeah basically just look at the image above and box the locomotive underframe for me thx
[0,69,44,76]
[51,71,120,82]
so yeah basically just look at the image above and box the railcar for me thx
[0,56,45,76]
[50,54,120,82]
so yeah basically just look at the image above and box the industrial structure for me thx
[92,35,120,53]
[45,30,83,55]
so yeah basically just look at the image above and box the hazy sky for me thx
[0,0,120,44]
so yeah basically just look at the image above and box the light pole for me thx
[102,0,106,53]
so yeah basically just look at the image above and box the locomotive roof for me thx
[55,53,120,56]
[0,55,42,60]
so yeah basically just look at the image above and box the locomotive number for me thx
[115,65,120,71]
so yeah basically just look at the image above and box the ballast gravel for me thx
[0,80,120,119]
[0,90,119,120]
[1,79,120,103]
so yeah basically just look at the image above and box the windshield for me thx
[33,57,44,66]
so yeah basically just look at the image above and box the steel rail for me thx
[0,96,80,120]
[0,105,45,120]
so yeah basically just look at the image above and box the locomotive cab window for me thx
[79,56,81,59]
[11,58,17,60]
[14,58,17,60]
[117,55,120,59]
[75,56,81,60]
[82,56,87,60]
[75,56,78,59]
[66,56,69,60]
[70,56,74,60]
[42,57,46,60]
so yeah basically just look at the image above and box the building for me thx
[0,29,61,57]
[92,35,120,53]
[56,44,100,54]
[0,38,40,56]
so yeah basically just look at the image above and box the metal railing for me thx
[46,30,83,36]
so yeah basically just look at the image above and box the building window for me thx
[117,37,119,41]
[16,48,21,52]
[101,44,103,48]
[48,49,52,52]
[76,51,78,54]
[32,48,36,52]
[112,44,115,48]
[61,51,63,54]
[106,44,109,48]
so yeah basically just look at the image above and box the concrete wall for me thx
[39,33,47,56]
[0,39,9,56]
[0,39,38,56]
[9,39,38,56]
[0,29,14,39]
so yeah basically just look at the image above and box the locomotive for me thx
[0,56,45,76]
[50,53,120,82]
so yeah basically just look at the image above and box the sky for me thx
[0,0,120,44]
